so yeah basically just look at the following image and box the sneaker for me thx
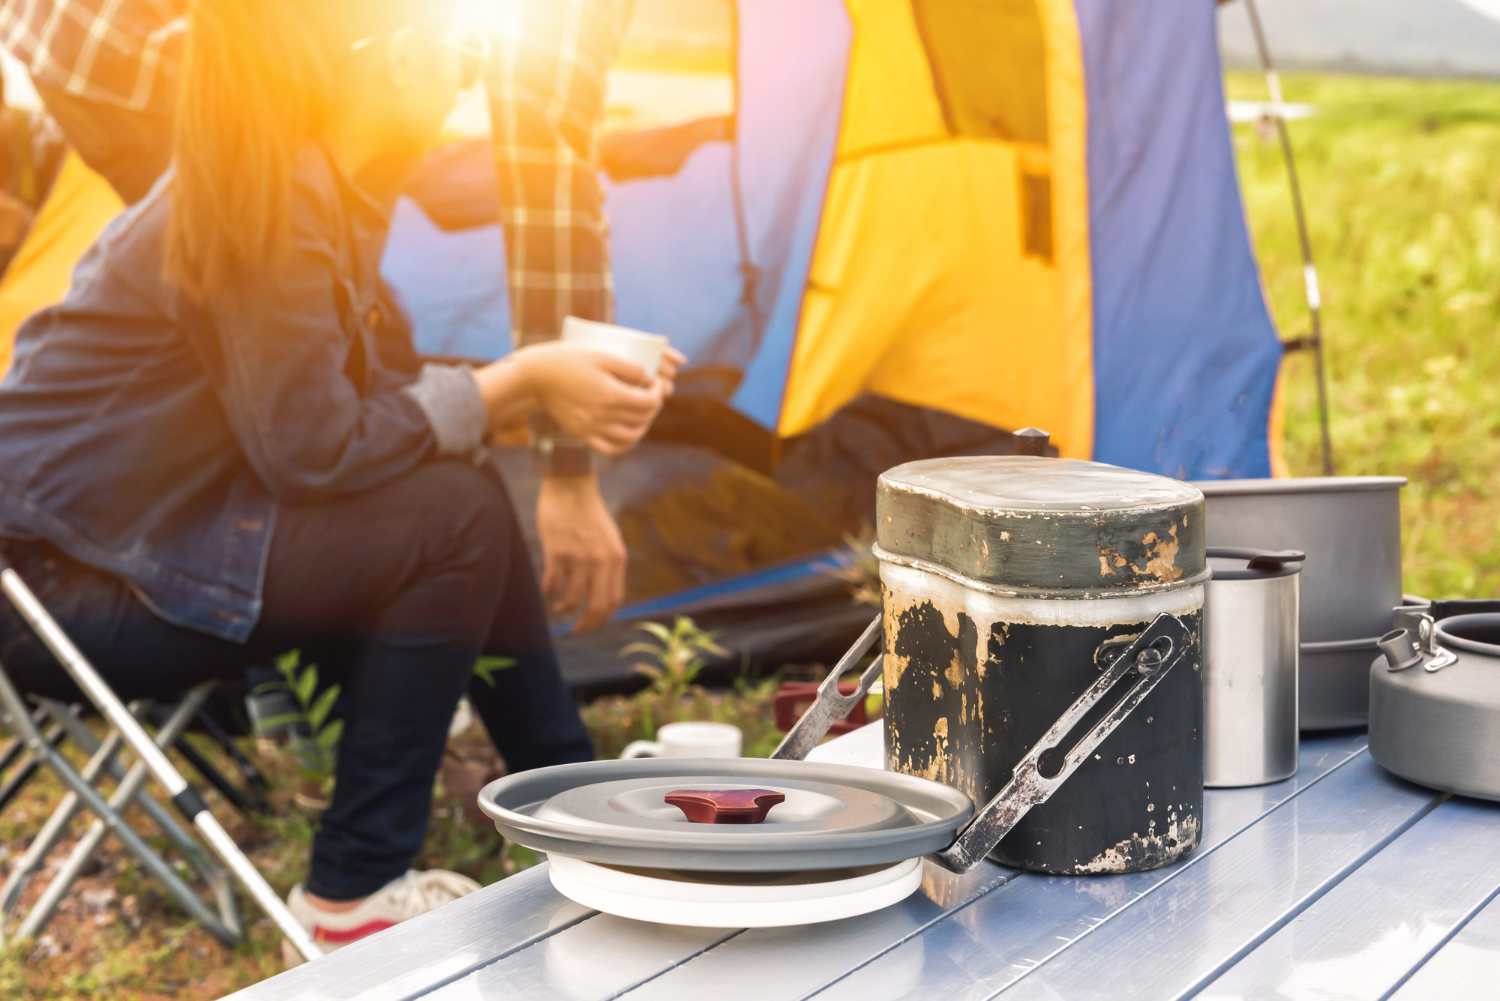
[282,869,481,966]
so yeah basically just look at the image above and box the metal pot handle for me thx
[768,610,1195,873]
[770,615,885,761]
[931,612,1193,873]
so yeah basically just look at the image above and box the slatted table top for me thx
[230,724,1500,1001]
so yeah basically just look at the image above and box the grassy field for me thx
[1226,72,1500,598]
[2,71,1498,998]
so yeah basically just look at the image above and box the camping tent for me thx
[0,152,122,376]
[385,0,1285,481]
[0,2,1290,689]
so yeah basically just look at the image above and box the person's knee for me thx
[406,461,519,572]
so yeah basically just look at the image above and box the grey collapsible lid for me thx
[876,456,1207,598]
[477,758,973,872]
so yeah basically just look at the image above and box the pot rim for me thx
[1302,636,1380,653]
[1193,476,1407,497]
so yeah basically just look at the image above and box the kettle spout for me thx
[1378,629,1422,672]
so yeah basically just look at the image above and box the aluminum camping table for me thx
[229,722,1500,1000]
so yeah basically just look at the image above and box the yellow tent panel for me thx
[779,0,1094,458]
[0,153,123,377]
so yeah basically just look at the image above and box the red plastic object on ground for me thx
[774,680,870,738]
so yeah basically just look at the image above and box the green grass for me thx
[1226,72,1500,598]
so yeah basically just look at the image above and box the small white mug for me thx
[620,721,742,760]
[561,316,670,380]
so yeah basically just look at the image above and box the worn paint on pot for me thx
[876,456,1207,875]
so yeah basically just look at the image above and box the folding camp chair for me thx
[0,556,322,961]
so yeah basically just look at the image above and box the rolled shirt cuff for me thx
[402,363,489,458]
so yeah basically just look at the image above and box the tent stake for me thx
[1242,0,1335,476]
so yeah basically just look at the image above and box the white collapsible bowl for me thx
[546,855,924,928]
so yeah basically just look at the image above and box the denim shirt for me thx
[0,146,488,642]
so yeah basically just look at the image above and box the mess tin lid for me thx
[477,758,973,872]
[875,456,1207,598]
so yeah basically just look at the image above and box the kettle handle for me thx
[930,612,1194,874]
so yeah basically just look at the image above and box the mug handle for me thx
[620,740,663,759]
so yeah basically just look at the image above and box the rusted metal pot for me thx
[875,449,1207,875]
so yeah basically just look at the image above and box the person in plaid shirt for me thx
[0,0,185,203]
[0,0,649,630]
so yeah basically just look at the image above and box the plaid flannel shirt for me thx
[488,0,633,475]
[0,0,185,115]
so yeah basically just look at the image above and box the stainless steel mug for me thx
[1203,548,1304,788]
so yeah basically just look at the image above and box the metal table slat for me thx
[1388,883,1500,1000]
[225,866,583,1001]
[1195,794,1500,999]
[420,907,733,1001]
[809,733,1369,1001]
[421,722,967,1001]
[615,863,1012,1001]
[986,754,1444,1000]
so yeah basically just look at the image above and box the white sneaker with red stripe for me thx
[284,869,481,964]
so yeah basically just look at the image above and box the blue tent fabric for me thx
[1075,0,1282,478]
[381,197,509,359]
[725,0,852,426]
[382,0,1279,480]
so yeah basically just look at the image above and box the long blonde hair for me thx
[164,0,348,301]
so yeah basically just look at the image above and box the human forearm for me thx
[472,355,539,429]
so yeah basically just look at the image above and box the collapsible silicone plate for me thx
[547,856,924,928]
[477,758,973,872]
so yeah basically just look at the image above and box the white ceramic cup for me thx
[560,316,670,379]
[620,721,742,760]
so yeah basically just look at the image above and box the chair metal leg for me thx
[193,709,272,805]
[0,566,323,962]
[15,687,241,944]
[43,699,214,867]
[0,703,50,772]
[173,735,257,816]
[0,669,232,945]
[0,708,69,813]
[0,716,129,915]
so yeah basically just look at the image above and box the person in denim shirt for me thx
[0,0,681,953]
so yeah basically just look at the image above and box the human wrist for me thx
[475,356,538,427]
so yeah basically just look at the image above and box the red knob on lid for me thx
[664,788,786,824]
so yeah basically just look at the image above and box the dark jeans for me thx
[0,461,593,899]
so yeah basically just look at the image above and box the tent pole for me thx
[1242,0,1335,476]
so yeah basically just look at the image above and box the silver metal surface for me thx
[1370,614,1500,801]
[878,456,1207,598]
[771,615,882,761]
[227,729,1494,1001]
[1203,564,1300,787]
[0,567,323,961]
[1299,636,1380,729]
[479,757,973,872]
[1195,476,1403,644]
[932,613,1192,873]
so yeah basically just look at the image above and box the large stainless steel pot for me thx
[1194,477,1405,729]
